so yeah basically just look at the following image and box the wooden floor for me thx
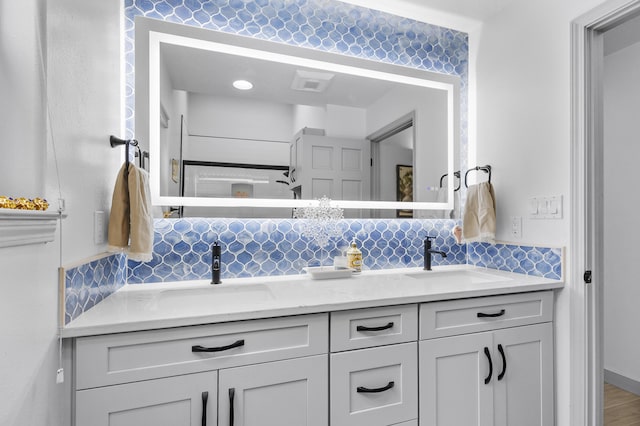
[605,383,640,426]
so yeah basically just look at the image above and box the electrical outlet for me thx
[511,216,522,239]
[94,211,105,245]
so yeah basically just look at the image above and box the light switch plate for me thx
[530,195,563,219]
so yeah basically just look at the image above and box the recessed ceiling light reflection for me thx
[233,79,253,90]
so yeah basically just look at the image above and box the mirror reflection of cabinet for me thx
[290,130,370,206]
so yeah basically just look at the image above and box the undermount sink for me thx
[157,283,275,308]
[404,269,513,285]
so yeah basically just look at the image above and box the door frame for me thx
[571,1,640,425]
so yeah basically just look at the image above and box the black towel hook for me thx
[464,165,492,188]
[439,171,461,191]
[110,135,139,178]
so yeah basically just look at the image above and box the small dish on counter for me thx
[303,266,354,280]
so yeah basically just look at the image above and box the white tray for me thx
[303,266,354,280]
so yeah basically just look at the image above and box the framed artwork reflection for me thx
[396,164,413,218]
[171,159,179,183]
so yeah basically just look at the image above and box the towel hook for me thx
[110,135,139,178]
[439,171,461,191]
[464,165,492,188]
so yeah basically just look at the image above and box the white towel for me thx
[462,181,496,243]
[107,163,154,262]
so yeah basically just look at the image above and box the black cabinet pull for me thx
[477,309,505,318]
[356,322,394,332]
[357,381,395,393]
[192,339,245,353]
[484,347,493,384]
[229,388,235,426]
[497,344,507,381]
[201,391,208,426]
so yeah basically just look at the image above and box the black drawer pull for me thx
[201,391,208,426]
[356,322,394,332]
[192,339,245,353]
[357,381,395,393]
[484,347,493,384]
[477,309,505,318]
[229,388,235,426]
[497,344,507,381]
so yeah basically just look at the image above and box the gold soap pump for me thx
[346,239,362,272]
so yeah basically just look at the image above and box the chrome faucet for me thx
[424,236,447,271]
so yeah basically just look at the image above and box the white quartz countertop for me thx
[61,265,564,338]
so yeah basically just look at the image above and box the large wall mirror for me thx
[135,17,460,218]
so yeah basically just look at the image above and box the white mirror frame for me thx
[137,18,460,211]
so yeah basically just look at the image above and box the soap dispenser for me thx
[346,239,362,273]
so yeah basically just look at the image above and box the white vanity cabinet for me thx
[70,284,559,426]
[418,291,555,426]
[329,305,419,426]
[73,314,328,426]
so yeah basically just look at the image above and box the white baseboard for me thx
[604,369,640,396]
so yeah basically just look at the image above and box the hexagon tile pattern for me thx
[127,218,466,283]
[64,253,127,324]
[467,242,562,280]
[122,0,469,174]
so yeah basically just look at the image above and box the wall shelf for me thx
[0,209,62,248]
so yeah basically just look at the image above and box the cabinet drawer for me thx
[75,313,328,390]
[330,342,418,426]
[420,291,553,339]
[331,305,417,352]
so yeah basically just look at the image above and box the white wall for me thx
[603,40,640,384]
[0,1,65,425]
[185,93,367,167]
[0,0,122,424]
[185,94,292,165]
[471,1,609,424]
[378,142,413,218]
[292,104,367,139]
[366,85,448,202]
[188,93,293,141]
[159,58,185,197]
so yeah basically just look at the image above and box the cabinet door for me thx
[419,332,494,426]
[218,354,328,426]
[493,323,554,426]
[75,371,216,426]
[299,135,370,202]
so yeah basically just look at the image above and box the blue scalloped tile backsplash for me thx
[64,254,127,324]
[63,218,563,324]
[467,242,562,280]
[127,218,465,283]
